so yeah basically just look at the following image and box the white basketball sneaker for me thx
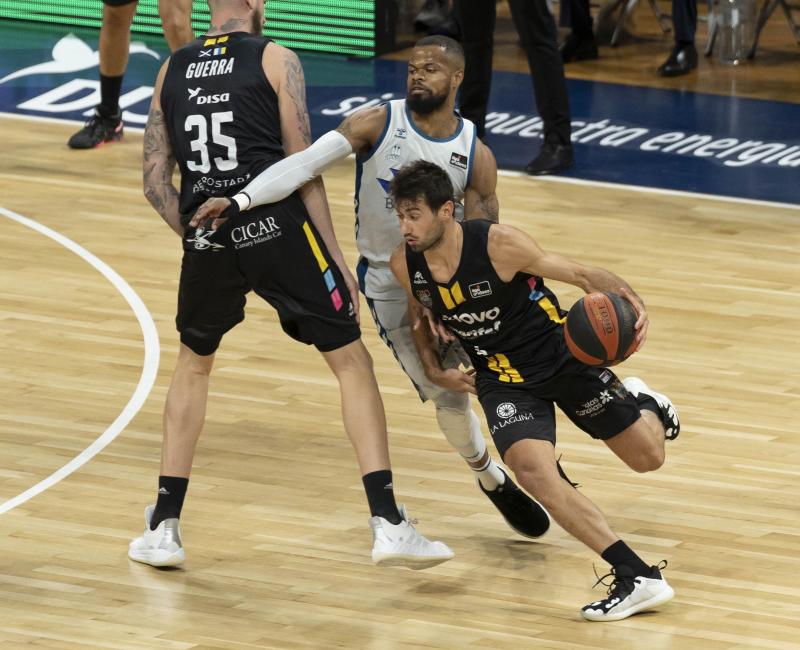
[128,505,185,567]
[370,505,454,569]
[581,562,674,621]
[623,377,681,440]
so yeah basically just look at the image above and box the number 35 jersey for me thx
[161,32,285,225]
[405,219,568,388]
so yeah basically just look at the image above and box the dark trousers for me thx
[454,0,572,146]
[672,0,697,44]
[560,0,593,38]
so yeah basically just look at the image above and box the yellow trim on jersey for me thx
[438,282,466,310]
[438,286,455,310]
[302,221,328,273]
[450,281,466,306]
[487,353,524,383]
[538,297,566,324]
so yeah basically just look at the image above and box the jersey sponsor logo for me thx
[185,57,235,79]
[449,152,468,170]
[185,227,225,251]
[415,289,433,307]
[599,370,613,384]
[192,173,250,194]
[413,271,427,285]
[575,390,614,418]
[187,87,230,105]
[490,408,534,435]
[442,307,500,325]
[469,281,492,298]
[395,127,407,139]
[231,216,282,249]
[496,402,516,418]
[386,144,402,161]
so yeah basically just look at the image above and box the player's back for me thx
[161,32,284,224]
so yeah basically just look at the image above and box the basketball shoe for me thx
[68,107,124,149]
[477,468,550,539]
[623,377,681,440]
[581,562,674,621]
[370,505,454,569]
[128,505,185,567]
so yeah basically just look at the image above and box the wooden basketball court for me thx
[1,4,799,647]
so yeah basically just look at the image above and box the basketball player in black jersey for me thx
[389,160,681,622]
[130,0,453,570]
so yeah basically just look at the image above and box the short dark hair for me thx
[414,35,465,69]
[390,160,454,213]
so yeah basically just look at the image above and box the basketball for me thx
[564,292,638,366]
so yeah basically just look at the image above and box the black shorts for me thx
[176,193,360,355]
[478,353,641,458]
[103,0,137,6]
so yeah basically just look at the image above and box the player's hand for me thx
[414,306,454,342]
[337,261,360,324]
[190,197,233,230]
[432,368,476,395]
[619,286,648,350]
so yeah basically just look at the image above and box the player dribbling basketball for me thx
[389,160,681,622]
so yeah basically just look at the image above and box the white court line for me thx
[2,111,798,211]
[0,206,159,515]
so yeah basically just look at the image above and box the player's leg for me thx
[158,0,195,51]
[482,386,673,622]
[603,376,680,471]
[129,236,247,567]
[319,339,453,569]
[365,289,549,538]
[503,438,674,621]
[68,0,138,149]
[239,203,452,568]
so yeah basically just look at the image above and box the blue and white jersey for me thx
[355,99,477,299]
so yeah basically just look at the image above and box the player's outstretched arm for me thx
[143,60,182,236]
[389,247,476,395]
[488,224,649,346]
[463,139,499,223]
[189,83,386,231]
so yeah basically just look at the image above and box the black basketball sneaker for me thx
[477,468,551,538]
[581,561,674,621]
[623,377,681,440]
[68,106,124,149]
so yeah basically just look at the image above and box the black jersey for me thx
[161,32,284,224]
[405,220,568,387]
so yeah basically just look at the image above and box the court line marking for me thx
[0,206,160,515]
[2,111,798,211]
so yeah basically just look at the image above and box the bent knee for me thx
[628,447,665,473]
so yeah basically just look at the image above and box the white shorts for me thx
[364,282,471,402]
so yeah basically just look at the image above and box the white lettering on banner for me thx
[17,79,152,124]
[320,92,395,117]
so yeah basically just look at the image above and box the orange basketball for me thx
[564,292,638,366]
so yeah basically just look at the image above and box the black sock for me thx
[98,74,124,116]
[150,476,189,530]
[601,540,651,577]
[362,470,402,524]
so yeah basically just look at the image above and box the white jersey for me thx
[355,99,477,299]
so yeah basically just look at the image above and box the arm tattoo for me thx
[480,194,500,223]
[335,115,354,139]
[143,108,182,234]
[283,52,312,145]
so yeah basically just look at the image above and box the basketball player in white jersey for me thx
[191,36,550,538]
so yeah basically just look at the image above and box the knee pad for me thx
[180,328,221,357]
[434,396,487,461]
